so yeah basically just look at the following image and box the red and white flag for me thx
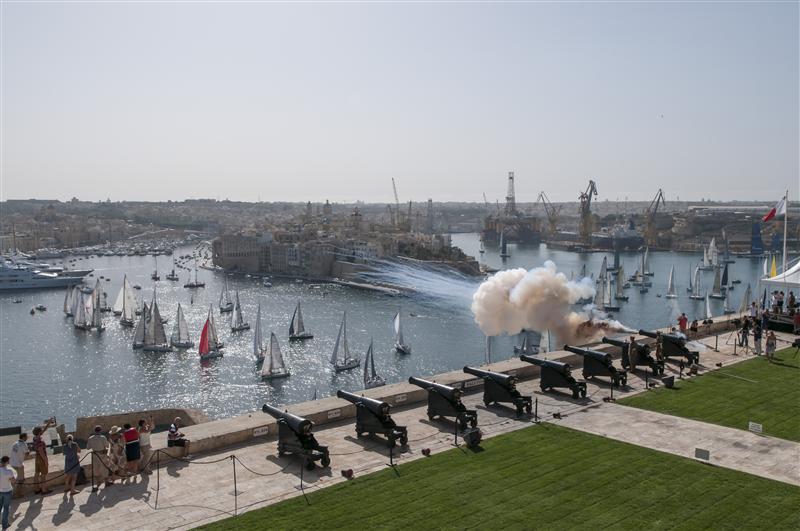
[762,197,786,222]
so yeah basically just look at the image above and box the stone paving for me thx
[5,330,798,530]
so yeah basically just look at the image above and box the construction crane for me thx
[643,189,666,247]
[578,180,598,246]
[392,178,402,228]
[483,192,490,211]
[386,204,395,227]
[537,191,561,236]
[504,171,516,215]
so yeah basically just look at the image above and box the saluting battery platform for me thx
[336,390,408,448]
[520,355,587,398]
[463,366,532,417]
[602,336,665,375]
[563,345,628,387]
[262,403,331,470]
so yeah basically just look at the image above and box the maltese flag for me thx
[762,197,786,222]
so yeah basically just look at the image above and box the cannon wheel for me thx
[572,389,580,399]
[305,459,316,471]
[484,398,491,407]
[428,414,435,421]
[580,388,587,398]
[469,417,477,429]
[540,385,548,393]
[459,419,468,431]
[321,455,330,468]
[621,376,628,386]
[525,403,532,415]
[399,434,408,446]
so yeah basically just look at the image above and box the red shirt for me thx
[123,427,139,444]
[678,316,688,331]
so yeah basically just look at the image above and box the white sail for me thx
[393,312,404,345]
[91,280,103,329]
[738,284,752,314]
[603,274,612,306]
[133,302,148,346]
[615,267,625,298]
[762,257,769,277]
[64,286,73,316]
[290,302,305,335]
[593,274,604,309]
[666,266,676,297]
[702,247,710,268]
[692,267,701,297]
[121,277,136,322]
[71,286,81,317]
[711,265,722,296]
[254,304,264,358]
[723,292,732,313]
[643,247,651,275]
[232,291,245,327]
[171,303,190,345]
[219,276,232,308]
[688,266,693,292]
[708,237,719,266]
[705,292,712,319]
[599,256,608,282]
[208,306,220,348]
[262,332,287,377]
[146,298,168,348]
[331,312,346,365]
[74,291,87,327]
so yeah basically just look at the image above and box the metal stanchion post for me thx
[534,398,538,423]
[91,452,96,492]
[231,455,237,516]
[155,451,160,509]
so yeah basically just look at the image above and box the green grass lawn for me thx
[619,348,800,441]
[200,423,799,530]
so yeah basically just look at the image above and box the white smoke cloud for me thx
[471,261,630,345]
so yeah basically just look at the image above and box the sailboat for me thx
[722,229,735,264]
[705,292,713,321]
[207,305,224,350]
[609,248,620,272]
[593,266,606,311]
[198,314,223,361]
[393,311,411,354]
[665,266,677,299]
[614,267,629,301]
[230,291,249,331]
[63,285,74,317]
[219,277,233,313]
[151,255,160,281]
[686,266,694,293]
[142,294,171,352]
[689,266,704,300]
[166,258,180,281]
[723,292,735,314]
[642,247,653,276]
[709,265,725,299]
[700,238,718,270]
[738,284,752,314]
[289,301,313,340]
[499,231,510,259]
[184,261,205,288]
[721,263,731,291]
[170,303,193,348]
[513,330,542,355]
[261,332,290,380]
[132,302,149,349]
[601,259,620,311]
[117,276,137,327]
[762,256,769,278]
[73,291,92,330]
[479,239,485,254]
[91,280,104,331]
[363,339,385,389]
[253,304,266,360]
[330,312,360,372]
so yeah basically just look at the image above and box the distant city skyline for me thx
[2,2,797,203]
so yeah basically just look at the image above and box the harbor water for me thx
[0,235,765,429]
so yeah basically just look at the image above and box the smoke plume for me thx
[471,261,631,345]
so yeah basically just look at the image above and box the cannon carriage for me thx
[408,376,478,430]
[638,329,700,365]
[563,345,628,387]
[336,390,408,447]
[520,355,587,398]
[262,403,330,470]
[463,366,532,416]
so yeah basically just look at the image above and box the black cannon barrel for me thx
[463,366,516,386]
[408,376,461,401]
[638,329,658,339]
[262,403,313,434]
[520,355,571,374]
[336,390,390,415]
[563,344,612,364]
[602,336,651,353]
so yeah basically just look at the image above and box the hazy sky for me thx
[2,2,798,203]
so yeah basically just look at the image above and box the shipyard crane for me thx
[537,191,561,236]
[392,178,402,228]
[578,180,598,246]
[643,188,666,247]
[483,192,490,211]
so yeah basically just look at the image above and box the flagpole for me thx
[782,189,788,275]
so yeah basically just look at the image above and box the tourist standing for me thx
[32,417,55,495]
[739,317,750,347]
[107,427,127,482]
[777,291,785,314]
[138,417,154,474]
[753,321,762,356]
[62,435,81,495]
[788,291,796,314]
[749,302,758,318]
[765,331,777,362]
[0,456,16,530]
[654,332,664,362]
[678,313,688,335]
[122,424,140,475]
[9,434,28,497]
[85,426,111,489]
[762,309,770,331]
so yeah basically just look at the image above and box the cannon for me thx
[463,366,532,416]
[520,355,587,398]
[408,376,478,430]
[638,330,700,365]
[563,345,627,387]
[262,403,330,470]
[602,336,665,375]
[336,390,408,447]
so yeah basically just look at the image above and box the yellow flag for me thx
[770,255,777,277]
